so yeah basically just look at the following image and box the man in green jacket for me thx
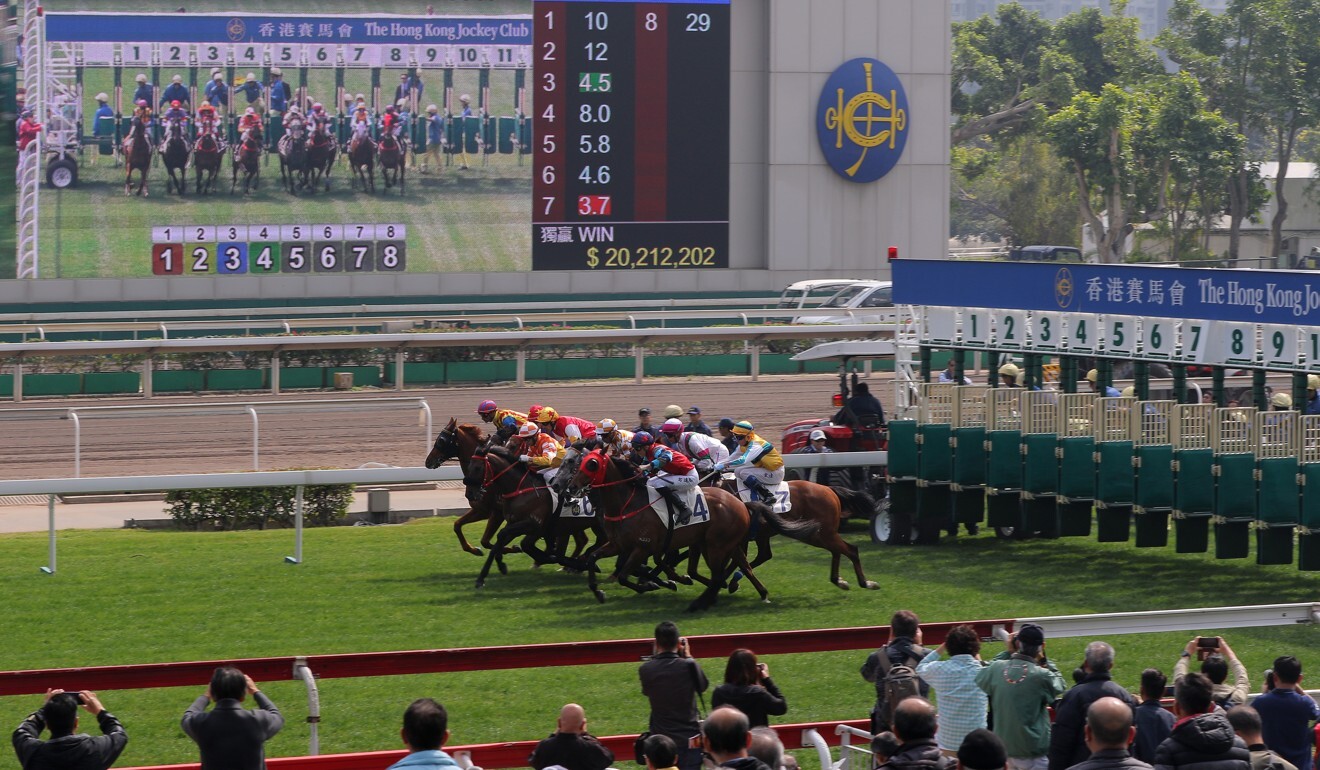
[974,623,1067,770]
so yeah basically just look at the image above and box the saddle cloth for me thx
[735,478,792,514]
[551,488,594,518]
[645,486,710,529]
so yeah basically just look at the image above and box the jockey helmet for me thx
[135,73,147,83]
[95,92,109,102]
[199,104,214,113]
[171,75,183,84]
[518,422,540,439]
[477,400,497,414]
[245,107,256,115]
[136,99,148,107]
[20,109,31,118]
[599,418,618,433]
[659,418,683,434]
[355,93,366,101]
[663,404,683,419]
[528,404,544,422]
[312,103,324,112]
[171,100,181,108]
[501,415,518,429]
[631,432,654,447]
[385,105,396,113]
[732,420,755,436]
[537,406,559,424]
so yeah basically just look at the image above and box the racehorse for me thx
[425,419,508,560]
[378,131,406,194]
[231,125,262,195]
[727,478,881,591]
[305,120,337,193]
[278,118,310,194]
[463,446,603,589]
[192,130,223,194]
[348,132,376,193]
[122,118,152,196]
[563,449,776,612]
[160,119,191,196]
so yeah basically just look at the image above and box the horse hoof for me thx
[638,581,660,593]
[835,580,851,590]
[661,580,677,592]
[475,580,485,589]
[761,597,772,604]
[466,547,484,557]
[675,575,693,586]
[864,580,881,590]
[497,561,509,576]
[593,590,606,604]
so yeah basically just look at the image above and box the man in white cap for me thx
[132,73,153,106]
[1305,375,1320,415]
[91,92,114,163]
[267,67,291,115]
[160,73,189,109]
[792,429,834,485]
[239,72,264,113]
[204,71,228,110]
[422,103,443,173]
[454,93,472,169]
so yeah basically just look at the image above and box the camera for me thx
[1196,636,1221,661]
[1265,669,1276,691]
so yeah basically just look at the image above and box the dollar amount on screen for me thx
[586,246,718,269]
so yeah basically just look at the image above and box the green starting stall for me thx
[1210,407,1258,560]
[1300,417,1320,570]
[985,388,1025,534]
[1132,400,1177,547]
[951,385,989,533]
[1093,396,1138,541]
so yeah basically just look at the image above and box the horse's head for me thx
[425,418,460,469]
[551,446,584,495]
[565,448,609,498]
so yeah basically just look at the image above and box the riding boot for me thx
[659,487,691,526]
[745,477,775,506]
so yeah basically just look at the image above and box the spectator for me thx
[160,74,189,109]
[1049,642,1141,770]
[686,407,712,436]
[878,698,954,770]
[1226,705,1298,770]
[16,108,41,151]
[712,649,787,728]
[872,733,902,765]
[702,707,772,770]
[939,359,973,385]
[1153,672,1249,770]
[642,734,678,770]
[1174,638,1249,710]
[1253,657,1320,770]
[1070,697,1150,770]
[834,381,885,428]
[386,698,456,770]
[634,407,657,438]
[718,418,739,454]
[1133,669,1175,765]
[957,729,1008,770]
[12,689,127,770]
[749,727,795,770]
[640,622,708,770]
[528,703,613,770]
[181,666,284,770]
[267,68,291,115]
[395,70,424,103]
[915,624,988,755]
[862,610,931,733]
[975,623,1066,770]
[792,429,834,486]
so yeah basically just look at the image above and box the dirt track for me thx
[0,374,897,480]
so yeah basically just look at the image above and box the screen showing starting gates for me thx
[7,0,730,282]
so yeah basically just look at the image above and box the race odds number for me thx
[531,0,731,271]
[151,224,406,275]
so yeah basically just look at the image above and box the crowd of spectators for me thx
[10,615,1318,770]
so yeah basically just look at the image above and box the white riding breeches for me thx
[735,465,783,488]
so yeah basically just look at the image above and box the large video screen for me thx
[10,0,728,281]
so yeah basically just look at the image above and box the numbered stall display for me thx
[531,0,730,270]
[153,224,405,274]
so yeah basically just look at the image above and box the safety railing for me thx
[0,398,433,477]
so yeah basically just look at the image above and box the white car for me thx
[775,279,867,311]
[792,281,895,324]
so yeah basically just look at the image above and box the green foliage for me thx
[952,136,1080,245]
[165,483,353,530]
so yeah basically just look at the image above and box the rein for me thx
[481,455,549,500]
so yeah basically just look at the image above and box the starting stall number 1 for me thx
[151,224,406,275]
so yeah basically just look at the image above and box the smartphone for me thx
[1197,636,1221,649]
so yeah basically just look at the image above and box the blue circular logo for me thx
[817,58,909,183]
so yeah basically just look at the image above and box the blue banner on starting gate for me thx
[45,13,533,46]
[892,259,1320,325]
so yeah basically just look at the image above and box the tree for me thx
[952,137,1080,246]
[950,4,1054,145]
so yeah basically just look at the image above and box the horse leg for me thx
[476,521,525,589]
[613,547,661,594]
[585,540,621,604]
[843,539,879,590]
[231,161,239,193]
[452,507,489,556]
[748,532,774,569]
[730,547,771,603]
[688,548,729,612]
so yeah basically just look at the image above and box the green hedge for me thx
[164,483,353,530]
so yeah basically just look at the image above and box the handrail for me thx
[114,720,873,770]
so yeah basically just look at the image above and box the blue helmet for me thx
[631,432,654,448]
[500,415,517,429]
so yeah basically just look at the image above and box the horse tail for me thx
[829,485,875,520]
[748,501,821,542]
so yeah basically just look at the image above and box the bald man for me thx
[1069,697,1150,770]
[528,703,614,770]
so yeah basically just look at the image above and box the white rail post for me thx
[419,400,433,455]
[142,356,153,398]
[285,485,305,564]
[634,344,645,384]
[69,411,82,478]
[270,352,281,395]
[800,729,833,770]
[516,348,526,387]
[40,494,56,574]
[247,407,259,471]
[750,346,760,382]
[292,656,321,755]
[394,349,406,392]
[14,356,23,403]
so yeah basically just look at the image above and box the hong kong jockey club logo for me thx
[227,18,247,42]
[817,58,909,183]
[1055,268,1075,309]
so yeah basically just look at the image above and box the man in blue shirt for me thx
[238,73,264,112]
[160,74,189,110]
[1087,369,1122,398]
[422,104,443,173]
[267,67,291,115]
[1305,375,1320,416]
[1254,656,1319,770]
[204,72,228,110]
[132,73,153,106]
[91,92,114,164]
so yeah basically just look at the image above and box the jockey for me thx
[238,107,261,133]
[513,422,563,481]
[133,99,153,126]
[16,110,41,151]
[195,103,223,149]
[477,400,527,440]
[162,100,189,131]
[597,419,635,456]
[380,104,401,141]
[533,406,598,446]
[282,105,304,131]
[351,105,371,140]
[659,419,730,473]
[633,432,698,525]
[714,421,784,504]
[308,103,331,141]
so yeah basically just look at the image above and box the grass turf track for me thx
[0,517,1316,768]
[35,0,534,278]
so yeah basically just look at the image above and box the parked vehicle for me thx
[776,279,866,311]
[792,281,894,324]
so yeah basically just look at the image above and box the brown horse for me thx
[305,121,337,192]
[726,478,880,591]
[463,446,602,589]
[231,126,262,195]
[348,133,376,193]
[564,449,777,612]
[192,131,223,194]
[378,131,406,194]
[159,119,191,196]
[425,419,504,557]
[122,118,152,196]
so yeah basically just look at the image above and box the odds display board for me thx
[11,0,730,282]
[895,260,1320,372]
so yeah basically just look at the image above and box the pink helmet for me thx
[136,99,148,107]
[477,400,497,414]
[659,418,684,434]
[312,102,324,112]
